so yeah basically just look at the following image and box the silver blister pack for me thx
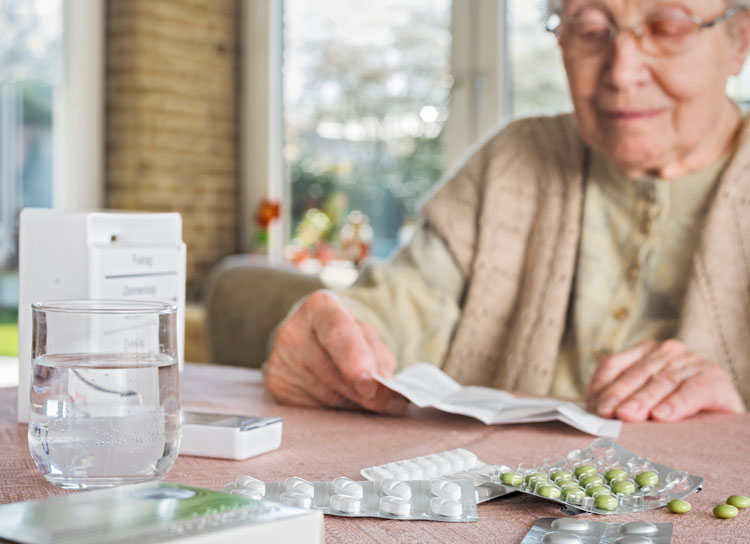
[520,517,673,544]
[360,447,512,503]
[224,475,479,522]
[491,438,703,515]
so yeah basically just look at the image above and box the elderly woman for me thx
[265,0,750,423]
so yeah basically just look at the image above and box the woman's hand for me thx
[265,290,408,414]
[586,339,744,422]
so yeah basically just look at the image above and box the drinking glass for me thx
[28,300,180,489]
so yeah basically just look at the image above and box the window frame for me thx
[239,0,508,260]
[54,0,105,210]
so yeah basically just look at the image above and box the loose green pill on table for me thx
[538,485,562,499]
[604,468,628,482]
[726,495,750,509]
[574,465,597,478]
[610,480,636,495]
[713,504,739,519]
[501,472,522,486]
[635,471,659,488]
[667,499,691,514]
[594,494,618,510]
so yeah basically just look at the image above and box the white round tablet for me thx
[427,454,452,475]
[442,451,465,474]
[280,491,312,509]
[398,459,424,480]
[615,537,653,544]
[330,494,361,514]
[542,531,583,544]
[380,479,412,500]
[332,477,363,499]
[429,478,462,500]
[453,448,479,469]
[550,518,590,532]
[620,522,658,535]
[284,477,314,497]
[369,466,395,480]
[430,497,463,517]
[235,476,266,495]
[229,488,264,501]
[414,457,439,478]
[385,463,411,480]
[380,495,411,516]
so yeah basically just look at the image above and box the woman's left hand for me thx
[586,339,745,422]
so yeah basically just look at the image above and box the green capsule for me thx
[610,479,636,495]
[574,465,597,478]
[525,472,548,487]
[604,468,628,482]
[562,487,586,502]
[635,471,659,488]
[538,485,562,499]
[551,470,574,484]
[713,504,739,519]
[501,472,523,486]
[580,475,604,488]
[587,485,611,497]
[726,495,750,509]
[667,499,691,514]
[594,494,618,510]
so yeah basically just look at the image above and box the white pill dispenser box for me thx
[181,412,283,460]
[17,208,186,423]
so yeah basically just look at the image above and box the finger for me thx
[273,319,380,408]
[613,358,701,422]
[589,342,665,417]
[651,365,745,422]
[358,320,398,378]
[587,340,659,407]
[305,292,381,399]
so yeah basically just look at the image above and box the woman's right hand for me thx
[265,290,408,414]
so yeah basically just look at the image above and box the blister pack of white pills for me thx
[520,517,673,544]
[360,447,512,503]
[223,475,479,521]
[492,438,703,515]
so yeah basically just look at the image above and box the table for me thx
[2,363,749,543]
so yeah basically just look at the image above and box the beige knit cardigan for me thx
[423,114,750,406]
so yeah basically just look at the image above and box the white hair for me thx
[546,0,750,15]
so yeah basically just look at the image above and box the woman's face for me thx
[560,0,750,178]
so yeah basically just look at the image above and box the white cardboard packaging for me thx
[17,208,186,423]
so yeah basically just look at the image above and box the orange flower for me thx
[256,199,281,228]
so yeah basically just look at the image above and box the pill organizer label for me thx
[520,517,673,544]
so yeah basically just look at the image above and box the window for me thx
[507,0,570,115]
[0,0,61,356]
[0,0,103,358]
[282,0,453,262]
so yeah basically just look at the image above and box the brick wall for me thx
[106,0,239,299]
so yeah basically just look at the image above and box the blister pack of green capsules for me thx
[490,438,703,515]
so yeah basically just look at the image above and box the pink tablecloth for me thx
[1,363,749,543]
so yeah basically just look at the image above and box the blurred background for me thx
[2,0,750,363]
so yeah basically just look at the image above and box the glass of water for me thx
[28,300,180,489]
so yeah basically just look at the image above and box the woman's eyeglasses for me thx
[546,6,738,57]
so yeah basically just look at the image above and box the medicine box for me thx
[17,209,186,423]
